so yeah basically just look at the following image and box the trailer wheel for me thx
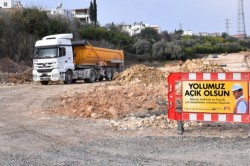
[64,70,73,84]
[85,69,96,83]
[40,81,49,85]
[105,68,113,81]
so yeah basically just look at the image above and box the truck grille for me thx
[37,69,53,73]
[36,63,53,68]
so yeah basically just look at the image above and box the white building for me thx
[193,32,221,37]
[0,0,14,8]
[45,3,73,20]
[121,22,160,36]
[183,30,193,36]
[45,3,91,24]
[0,0,22,8]
[71,8,91,24]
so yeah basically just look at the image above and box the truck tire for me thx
[40,81,49,85]
[85,69,96,83]
[64,70,73,84]
[105,68,113,81]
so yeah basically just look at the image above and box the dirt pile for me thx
[51,82,167,119]
[181,59,225,72]
[113,64,166,85]
[49,64,167,119]
[49,60,226,121]
[0,57,30,73]
[0,57,32,84]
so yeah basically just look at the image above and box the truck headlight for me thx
[52,74,59,77]
[53,63,59,69]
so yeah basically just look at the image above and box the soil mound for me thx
[113,64,166,85]
[47,58,227,121]
[0,57,32,84]
[181,59,225,72]
[0,57,30,73]
[49,64,167,119]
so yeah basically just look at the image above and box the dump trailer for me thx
[32,34,124,85]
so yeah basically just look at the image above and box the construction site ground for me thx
[0,52,250,165]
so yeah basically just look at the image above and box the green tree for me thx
[78,24,134,50]
[48,16,71,34]
[152,41,166,60]
[0,17,6,58]
[93,0,97,25]
[89,1,94,23]
[89,0,97,26]
[160,31,172,42]
[165,42,182,60]
[133,39,152,55]
[21,8,49,38]
[221,32,229,39]
[239,39,250,49]
[137,27,160,43]
[2,12,30,61]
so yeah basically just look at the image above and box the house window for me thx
[4,2,7,6]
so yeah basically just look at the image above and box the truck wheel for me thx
[85,69,96,83]
[40,81,49,85]
[105,68,113,81]
[64,70,73,84]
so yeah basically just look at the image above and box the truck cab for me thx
[32,34,75,85]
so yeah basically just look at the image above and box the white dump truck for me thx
[32,34,124,85]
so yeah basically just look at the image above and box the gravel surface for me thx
[0,83,249,166]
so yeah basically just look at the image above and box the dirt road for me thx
[0,83,249,166]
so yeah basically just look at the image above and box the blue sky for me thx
[21,0,250,35]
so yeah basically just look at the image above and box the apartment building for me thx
[122,22,160,36]
[71,8,91,24]
[45,3,91,24]
[0,0,22,8]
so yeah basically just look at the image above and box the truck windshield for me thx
[34,48,58,59]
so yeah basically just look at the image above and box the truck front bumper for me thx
[32,69,65,82]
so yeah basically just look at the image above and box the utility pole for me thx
[237,0,247,38]
[179,23,182,30]
[225,19,230,35]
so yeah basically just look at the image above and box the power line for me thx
[237,0,247,37]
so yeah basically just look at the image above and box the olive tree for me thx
[152,41,166,60]
[133,39,152,55]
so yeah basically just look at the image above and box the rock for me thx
[85,111,92,118]
[91,113,98,119]
[86,106,94,112]
[107,107,118,118]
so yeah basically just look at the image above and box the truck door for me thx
[57,47,68,70]
[58,46,75,71]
